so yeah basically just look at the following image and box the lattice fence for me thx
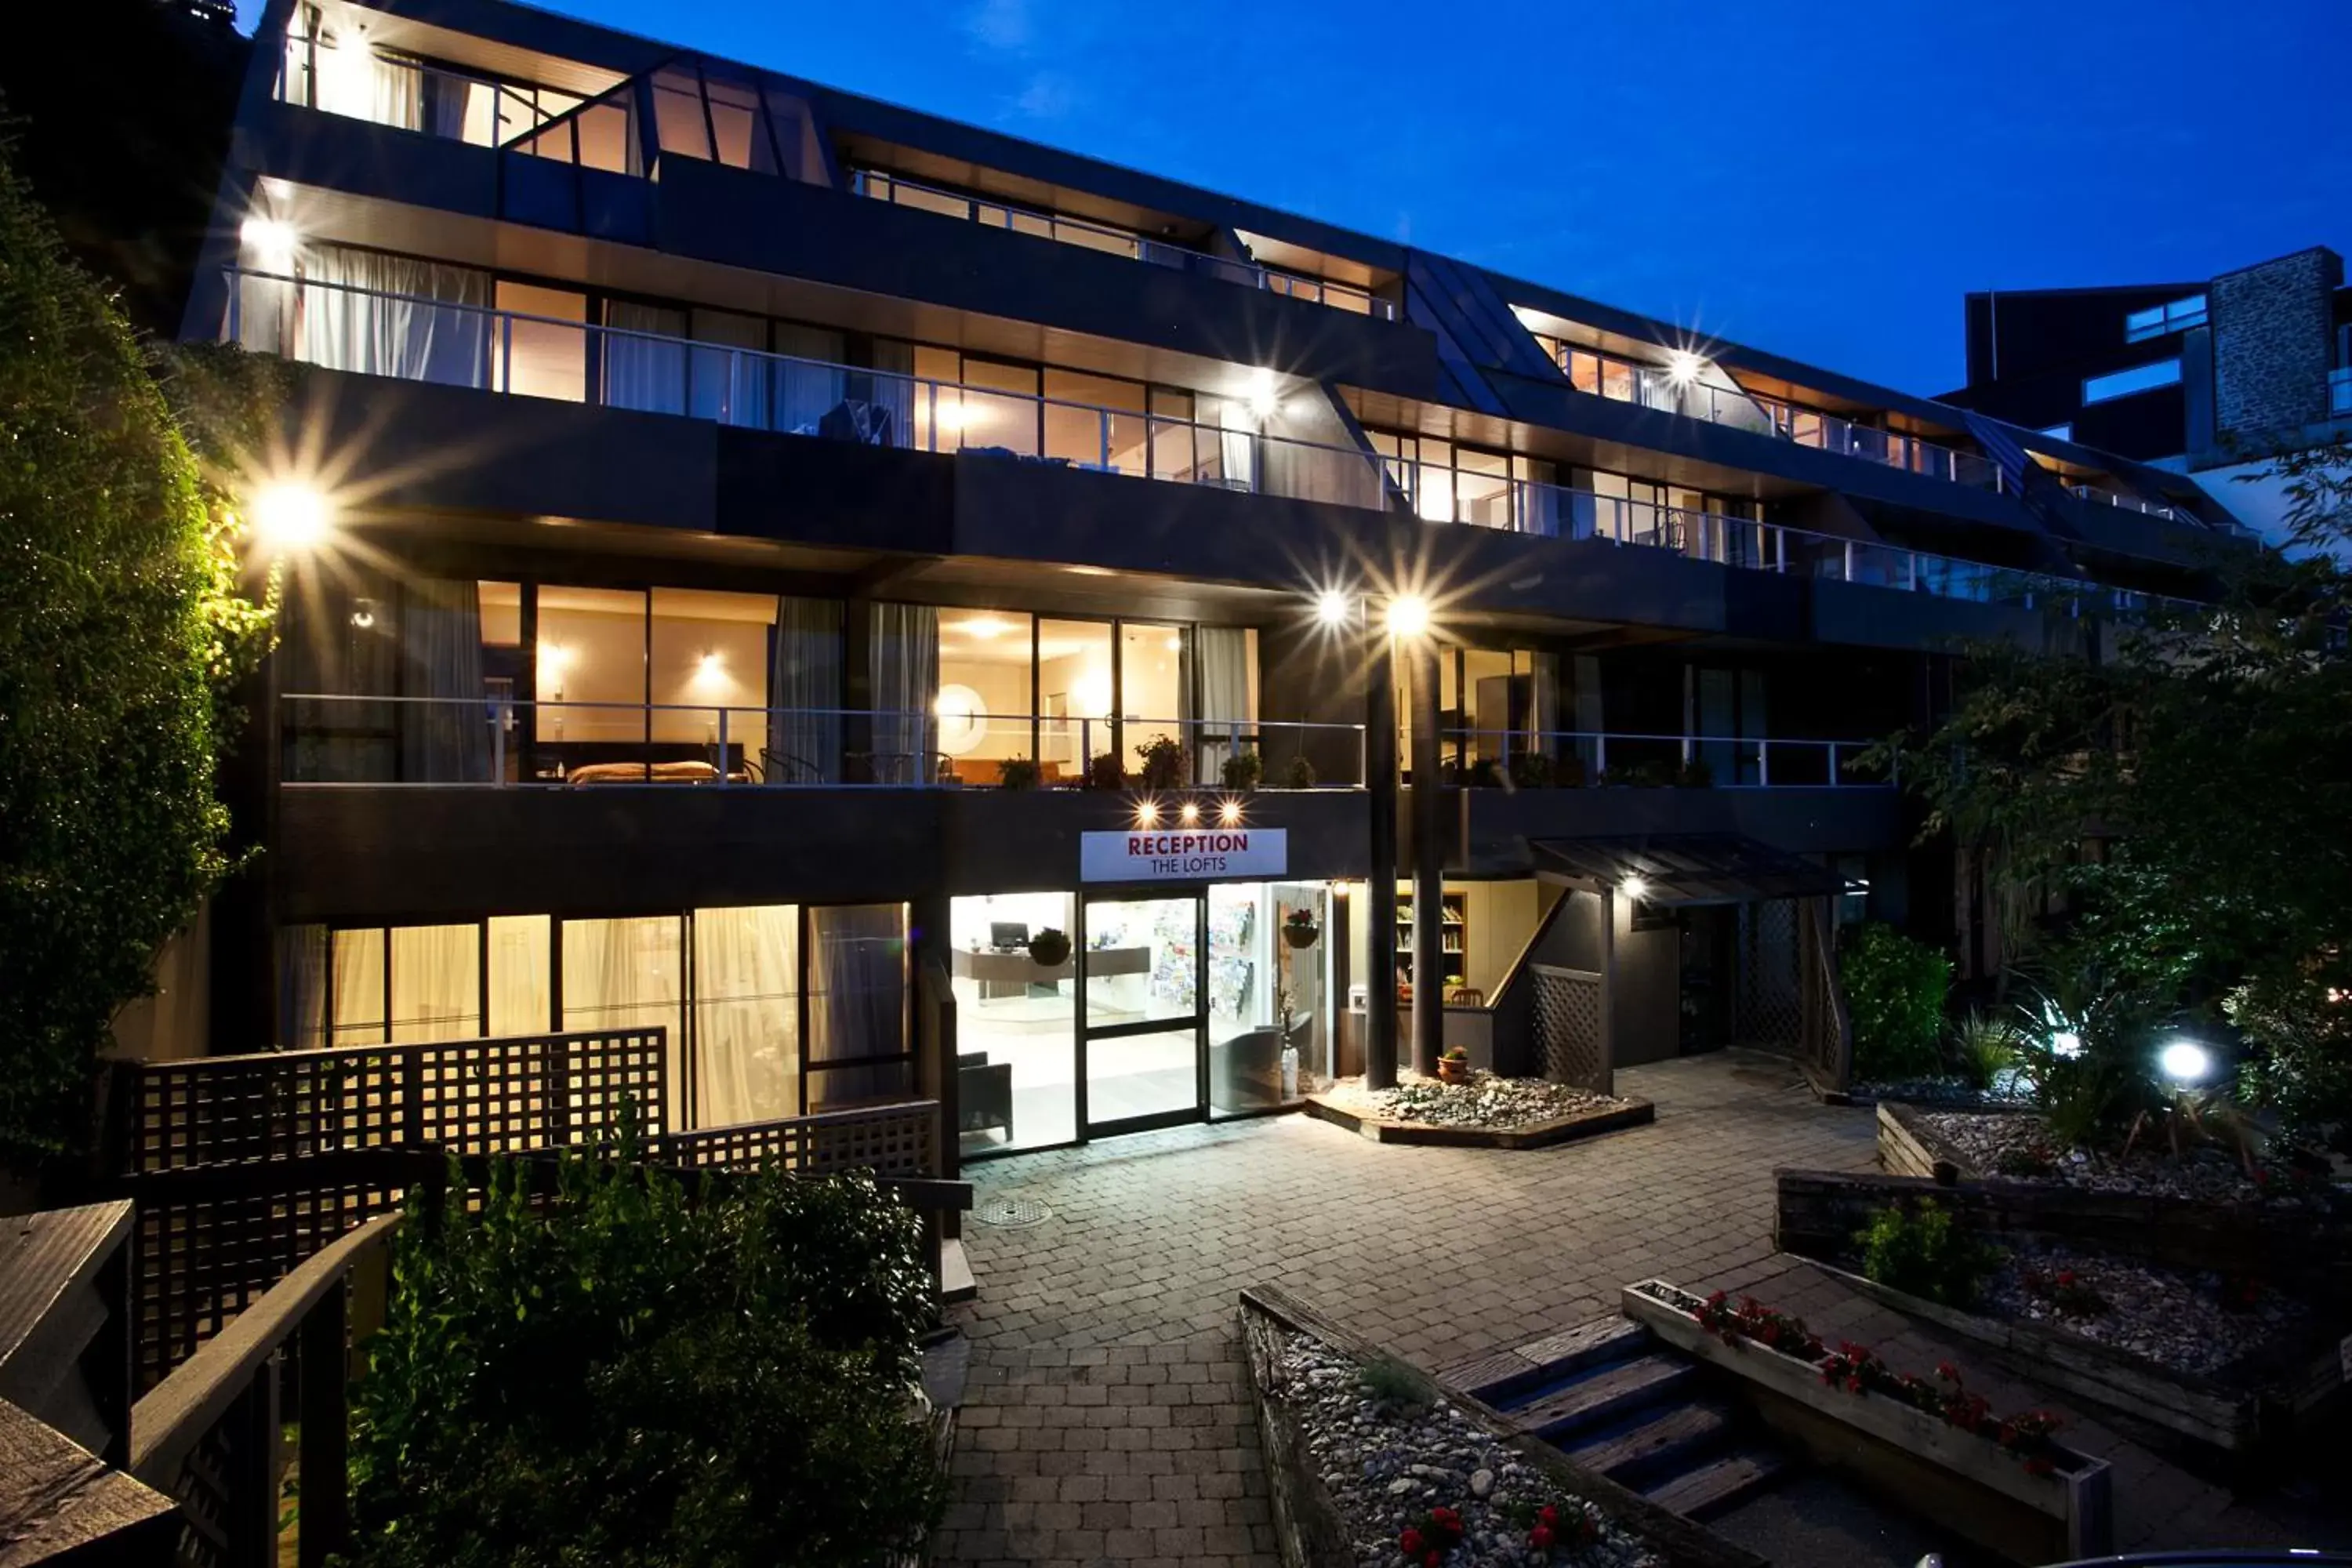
[1530,964,1609,1094]
[662,1099,938,1178]
[123,1028,669,1171]
[1734,901,1802,1050]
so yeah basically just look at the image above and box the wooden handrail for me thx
[129,1214,401,1488]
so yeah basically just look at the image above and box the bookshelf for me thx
[1394,889,1468,989]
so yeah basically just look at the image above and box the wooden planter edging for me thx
[1620,1280,2114,1564]
[1237,1285,1762,1568]
[1300,1094,1654,1149]
[1780,1163,2352,1312]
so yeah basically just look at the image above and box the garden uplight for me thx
[2050,1031,2083,1059]
[2158,1039,2212,1086]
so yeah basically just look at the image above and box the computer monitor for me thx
[990,921,1030,950]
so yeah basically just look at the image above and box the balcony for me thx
[223,269,2154,619]
[2071,483,2183,524]
[847,169,1397,321]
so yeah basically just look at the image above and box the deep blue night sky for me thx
[242,0,2352,394]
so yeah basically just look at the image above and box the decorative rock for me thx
[1918,1109,2347,1207]
[1470,1468,1495,1499]
[1321,1071,1632,1132]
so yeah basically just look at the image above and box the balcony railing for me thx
[2071,483,2182,523]
[1435,728,1889,789]
[848,169,1397,321]
[223,268,2158,619]
[1548,340,1999,491]
[278,697,1370,789]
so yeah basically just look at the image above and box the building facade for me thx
[1947,247,2352,551]
[176,0,2249,1164]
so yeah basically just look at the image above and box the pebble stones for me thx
[1916,1109,2343,1207]
[1280,1338,1657,1568]
[1326,1073,1632,1132]
[1976,1238,2311,1377]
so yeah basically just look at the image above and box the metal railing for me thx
[1435,727,1887,789]
[848,169,1396,321]
[224,268,2165,618]
[2071,483,2181,523]
[278,696,1369,789]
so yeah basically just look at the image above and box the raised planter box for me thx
[1877,1101,1966,1180]
[1775,1167,2352,1453]
[1301,1093,1654,1149]
[1238,1284,1761,1568]
[1620,1279,2112,1565]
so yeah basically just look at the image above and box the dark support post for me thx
[1408,637,1444,1079]
[911,893,958,1240]
[298,1288,350,1568]
[1364,620,1399,1090]
[844,595,874,783]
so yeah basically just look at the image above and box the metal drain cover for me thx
[973,1194,1052,1228]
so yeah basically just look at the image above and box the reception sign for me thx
[1080,828,1289,884]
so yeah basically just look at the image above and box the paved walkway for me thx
[938,1051,2316,1568]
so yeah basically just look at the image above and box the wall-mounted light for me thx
[249,481,329,554]
[1314,590,1354,628]
[1665,349,1705,388]
[956,615,1011,640]
[1244,368,1281,423]
[1179,800,1201,826]
[348,597,376,630]
[240,215,299,270]
[1218,798,1243,826]
[1134,800,1161,828]
[695,650,725,678]
[1619,874,1650,903]
[1385,594,1430,639]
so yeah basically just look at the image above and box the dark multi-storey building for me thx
[171,0,2251,1168]
[1946,246,2352,550]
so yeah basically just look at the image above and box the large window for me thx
[1365,430,1554,528]
[2083,359,2182,405]
[2124,295,2207,343]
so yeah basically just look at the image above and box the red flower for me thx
[2024,1457,2055,1478]
[1425,1552,1441,1568]
[1530,1526,1555,1551]
[1399,1528,1423,1555]
[1846,1375,1864,1394]
[1936,1360,1960,1381]
[1537,1506,1559,1526]
[2055,1270,2077,1287]
[1431,1507,1459,1529]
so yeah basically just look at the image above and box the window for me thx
[2038,423,2074,441]
[2083,359,2182,405]
[2124,294,2207,343]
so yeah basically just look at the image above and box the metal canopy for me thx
[1529,834,1847,907]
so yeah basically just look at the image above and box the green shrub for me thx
[1842,923,1951,1081]
[1358,1353,1427,1410]
[1278,753,1316,789]
[1949,1011,2021,1092]
[1220,749,1263,791]
[996,755,1040,790]
[1083,752,1125,790]
[1506,751,1554,789]
[1855,1199,1997,1306]
[1134,734,1186,789]
[346,1158,946,1568]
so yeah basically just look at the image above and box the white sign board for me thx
[1080,828,1288,884]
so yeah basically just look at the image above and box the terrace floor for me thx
[938,1049,2328,1568]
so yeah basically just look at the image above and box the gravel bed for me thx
[1913,1109,2343,1206]
[1851,1076,2027,1109]
[1975,1238,2311,1377]
[1323,1073,1631,1131]
[1281,1336,1658,1568]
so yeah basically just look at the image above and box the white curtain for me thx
[773,323,848,435]
[1195,626,1251,784]
[292,243,491,386]
[768,596,842,783]
[806,904,911,1107]
[562,916,686,1113]
[689,309,768,427]
[487,915,550,1036]
[869,603,938,784]
[693,906,800,1127]
[865,338,916,448]
[603,301,688,414]
[397,579,488,782]
[331,928,385,1046]
[389,924,481,1043]
[1196,396,1258,492]
[278,924,328,1051]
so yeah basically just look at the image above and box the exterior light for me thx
[1244,368,1281,422]
[1218,798,1242,826]
[1315,590,1353,628]
[1134,799,1160,827]
[2050,1030,2083,1059]
[2158,1040,2212,1086]
[1179,800,1200,826]
[1665,349,1704,387]
[1385,594,1430,638]
[240,215,298,269]
[1619,875,1649,903]
[249,481,328,553]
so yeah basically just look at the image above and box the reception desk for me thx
[954,945,1150,999]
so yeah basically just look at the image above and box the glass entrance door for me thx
[1080,894,1204,1133]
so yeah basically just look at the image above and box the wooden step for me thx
[1563,1401,1733,1481]
[1643,1448,1789,1519]
[1511,1355,1697,1440]
[1447,1319,1650,1407]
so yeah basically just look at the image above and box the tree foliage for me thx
[1842,921,1952,1081]
[0,147,276,1164]
[1882,444,2352,1145]
[347,1159,949,1568]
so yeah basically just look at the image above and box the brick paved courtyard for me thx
[938,1050,2320,1568]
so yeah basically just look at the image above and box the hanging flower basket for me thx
[1028,928,1073,968]
[1282,910,1320,949]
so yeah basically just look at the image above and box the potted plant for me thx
[1135,734,1187,790]
[1507,751,1555,789]
[1675,756,1714,788]
[1027,927,1072,968]
[996,755,1040,790]
[1282,908,1320,949]
[1083,751,1125,790]
[1278,753,1316,790]
[1436,1044,1472,1084]
[1220,749,1263,792]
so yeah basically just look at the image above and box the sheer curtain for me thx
[869,603,938,784]
[278,924,328,1051]
[331,928,385,1046]
[397,579,488,782]
[562,916,686,1118]
[293,244,491,385]
[865,338,915,448]
[773,323,847,435]
[768,597,842,783]
[692,906,799,1127]
[688,309,769,427]
[1197,396,1257,492]
[1195,626,1251,784]
[389,924,481,1042]
[806,904,911,1107]
[603,301,688,414]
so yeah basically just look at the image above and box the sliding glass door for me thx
[1080,894,1203,1134]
